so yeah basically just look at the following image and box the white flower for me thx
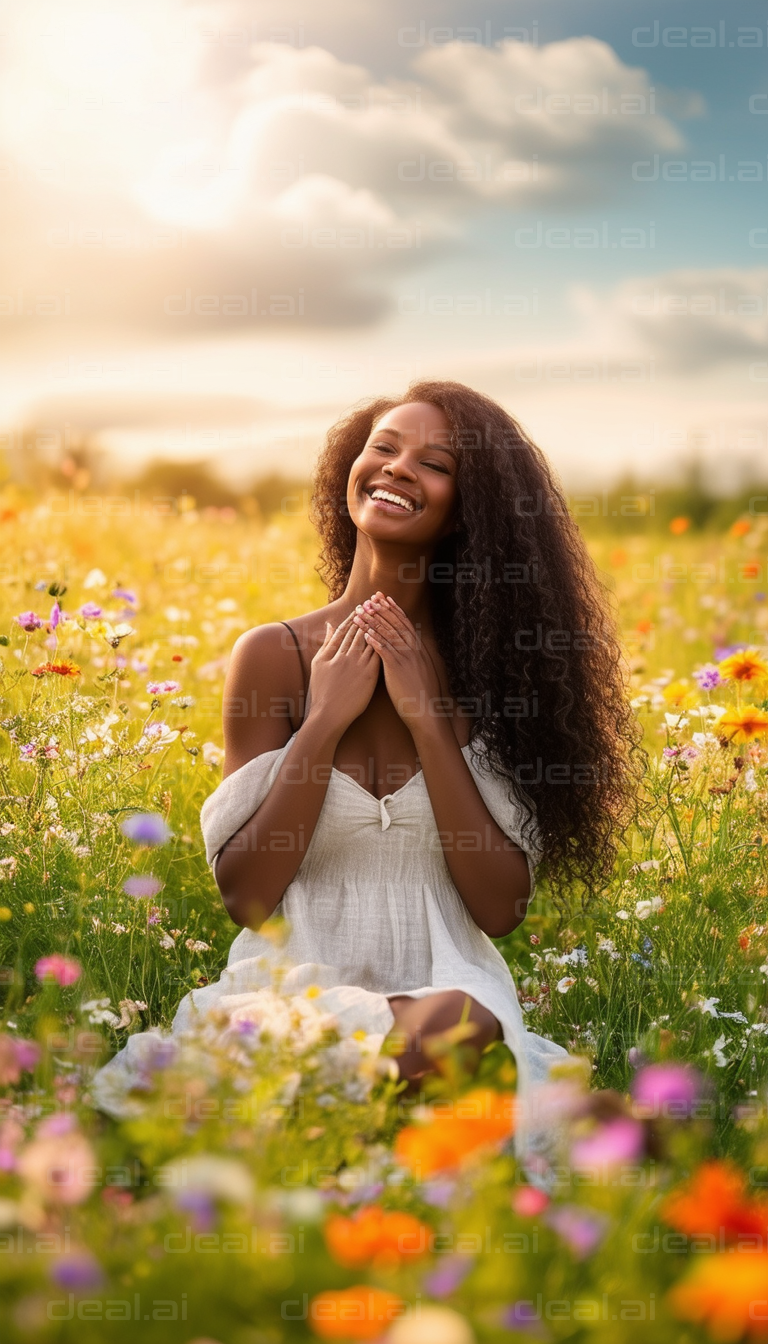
[664,712,689,729]
[615,909,630,921]
[185,939,210,953]
[635,896,665,920]
[158,933,176,950]
[638,859,661,872]
[82,998,120,1027]
[160,1155,254,1205]
[744,769,759,793]
[759,962,768,979]
[83,568,108,589]
[554,947,588,966]
[556,977,577,994]
[704,1034,729,1068]
[202,741,225,766]
[698,997,721,1017]
[597,937,620,960]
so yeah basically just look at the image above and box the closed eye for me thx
[424,461,451,473]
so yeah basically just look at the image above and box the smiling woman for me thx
[95,380,643,1162]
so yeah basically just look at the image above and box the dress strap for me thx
[280,621,309,726]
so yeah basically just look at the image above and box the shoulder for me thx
[221,623,305,773]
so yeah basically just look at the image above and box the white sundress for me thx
[93,731,570,1164]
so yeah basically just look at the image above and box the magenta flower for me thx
[13,1038,41,1072]
[545,1205,609,1259]
[123,874,164,899]
[631,1062,701,1118]
[120,812,172,845]
[19,744,37,759]
[571,1117,644,1170]
[146,680,181,695]
[35,954,81,986]
[80,602,102,620]
[15,611,43,632]
[50,601,62,629]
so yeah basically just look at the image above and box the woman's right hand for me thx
[305,609,380,736]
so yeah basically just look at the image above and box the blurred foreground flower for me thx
[15,611,43,632]
[324,1205,431,1268]
[120,812,172,846]
[18,1119,96,1205]
[0,1034,40,1084]
[632,1062,701,1117]
[545,1204,609,1259]
[123,874,164,899]
[309,1286,404,1339]
[662,1161,768,1240]
[394,1090,514,1178]
[34,954,81,986]
[669,1250,768,1342]
[386,1306,476,1343]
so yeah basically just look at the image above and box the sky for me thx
[0,0,766,489]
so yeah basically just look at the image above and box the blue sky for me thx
[0,0,765,487]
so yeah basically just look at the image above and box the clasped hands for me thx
[352,591,443,735]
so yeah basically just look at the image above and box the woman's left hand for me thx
[353,592,444,736]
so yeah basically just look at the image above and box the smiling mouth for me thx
[367,488,420,513]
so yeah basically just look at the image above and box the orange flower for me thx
[717,706,768,744]
[609,548,627,567]
[309,1287,405,1340]
[731,519,751,538]
[662,1161,768,1240]
[669,1251,768,1341]
[718,649,768,684]
[324,1206,431,1268]
[635,619,654,635]
[394,1089,515,1178]
[31,660,81,678]
[742,562,761,580]
[670,516,690,535]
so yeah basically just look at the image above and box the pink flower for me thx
[512,1186,550,1217]
[18,1126,96,1205]
[79,602,102,620]
[50,601,62,629]
[545,1205,609,1259]
[632,1063,701,1118]
[35,954,81,986]
[15,611,43,632]
[146,680,181,695]
[571,1117,644,1171]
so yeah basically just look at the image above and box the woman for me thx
[97,382,641,1152]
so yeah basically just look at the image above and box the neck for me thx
[341,538,438,628]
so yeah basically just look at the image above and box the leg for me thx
[386,990,502,1087]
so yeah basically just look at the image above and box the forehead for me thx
[371,401,452,447]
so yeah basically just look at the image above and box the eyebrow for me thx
[373,427,455,454]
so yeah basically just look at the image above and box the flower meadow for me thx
[0,496,767,1342]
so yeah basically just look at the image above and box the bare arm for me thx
[214,615,379,928]
[357,595,531,938]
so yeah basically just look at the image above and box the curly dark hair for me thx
[311,380,645,904]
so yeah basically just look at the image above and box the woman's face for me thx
[346,401,457,545]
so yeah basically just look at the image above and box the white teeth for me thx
[370,489,416,512]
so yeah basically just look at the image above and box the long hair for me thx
[311,380,645,904]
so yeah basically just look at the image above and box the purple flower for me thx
[80,602,102,620]
[131,657,149,673]
[120,813,172,846]
[51,1253,104,1290]
[662,746,680,760]
[632,1063,701,1118]
[19,744,37,759]
[115,654,127,668]
[501,1303,550,1338]
[423,1255,473,1298]
[545,1205,609,1259]
[714,643,748,661]
[123,874,164,899]
[50,602,62,629]
[15,611,43,632]
[113,588,137,605]
[176,1189,215,1231]
[571,1117,644,1171]
[694,664,722,691]
[419,1179,457,1208]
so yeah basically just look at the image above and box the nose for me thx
[382,453,417,482]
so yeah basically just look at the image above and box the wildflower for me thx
[0,1034,39,1085]
[635,896,664,920]
[15,611,43,631]
[146,680,181,695]
[386,1307,475,1344]
[324,1205,431,1268]
[571,1117,644,1171]
[512,1186,550,1217]
[35,954,81,986]
[120,812,172,846]
[123,874,164,899]
[632,1063,701,1117]
[18,1123,96,1204]
[717,705,768,743]
[545,1205,609,1259]
[394,1090,515,1178]
[112,588,137,605]
[670,516,690,534]
[703,1034,729,1068]
[185,939,210,953]
[51,1253,104,1290]
[82,999,120,1027]
[83,568,107,589]
[50,601,62,628]
[662,1161,768,1240]
[694,663,722,691]
[79,602,102,620]
[718,647,768,683]
[309,1286,404,1340]
[202,741,225,766]
[31,660,81,678]
[556,977,576,993]
[670,1249,768,1340]
[161,1155,254,1206]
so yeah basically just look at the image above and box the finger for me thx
[365,609,413,651]
[364,628,392,656]
[324,610,356,651]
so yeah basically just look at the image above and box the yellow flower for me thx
[0,908,11,921]
[717,706,768,743]
[718,648,768,683]
[663,679,697,709]
[305,985,321,999]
